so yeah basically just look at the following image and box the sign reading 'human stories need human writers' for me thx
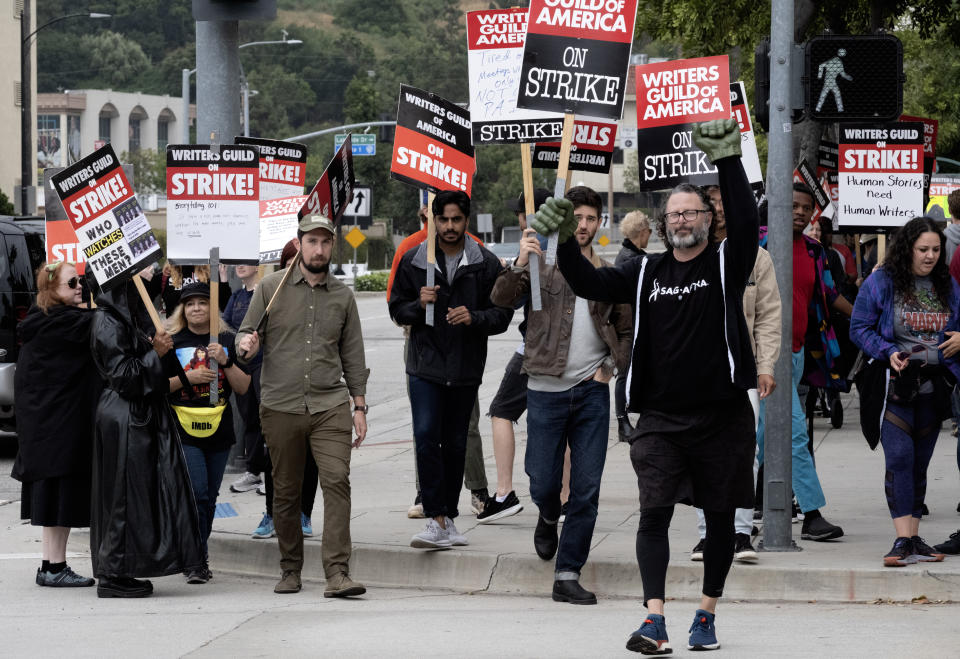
[838,123,924,229]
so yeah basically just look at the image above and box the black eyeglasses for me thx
[665,209,710,224]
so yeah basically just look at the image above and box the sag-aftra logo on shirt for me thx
[648,278,709,302]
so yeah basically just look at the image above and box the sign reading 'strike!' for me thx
[517,0,638,119]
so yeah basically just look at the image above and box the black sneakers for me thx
[690,538,705,561]
[934,529,960,555]
[477,491,523,524]
[734,533,758,562]
[800,515,843,541]
[883,537,917,567]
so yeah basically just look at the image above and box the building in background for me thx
[1,1,36,211]
[36,89,191,174]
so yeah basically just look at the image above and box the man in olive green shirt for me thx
[237,215,369,598]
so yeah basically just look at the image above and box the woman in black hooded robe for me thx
[90,277,203,598]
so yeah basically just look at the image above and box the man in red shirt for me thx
[781,184,852,540]
[388,206,490,519]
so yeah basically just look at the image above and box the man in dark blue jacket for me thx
[389,190,513,550]
[533,119,757,654]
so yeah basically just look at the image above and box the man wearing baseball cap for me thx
[237,214,370,598]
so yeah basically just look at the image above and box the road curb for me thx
[204,532,958,603]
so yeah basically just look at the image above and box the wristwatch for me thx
[353,405,368,414]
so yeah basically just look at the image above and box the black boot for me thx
[534,515,559,560]
[97,576,153,598]
[552,579,597,605]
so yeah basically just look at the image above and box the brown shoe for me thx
[323,572,366,598]
[274,569,302,594]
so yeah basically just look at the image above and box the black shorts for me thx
[488,351,528,422]
[629,393,755,511]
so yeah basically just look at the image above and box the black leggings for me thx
[636,506,736,605]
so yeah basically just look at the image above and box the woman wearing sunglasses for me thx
[12,261,99,587]
[851,216,960,567]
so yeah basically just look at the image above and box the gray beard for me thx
[668,222,709,249]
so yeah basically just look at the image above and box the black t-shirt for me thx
[641,247,741,412]
[168,328,236,449]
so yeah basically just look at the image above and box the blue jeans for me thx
[182,444,231,560]
[756,350,826,513]
[408,375,478,520]
[526,379,610,577]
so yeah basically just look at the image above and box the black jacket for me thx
[89,280,203,578]
[615,238,646,267]
[557,157,759,412]
[389,237,513,387]
[12,305,101,482]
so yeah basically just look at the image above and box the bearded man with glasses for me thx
[532,119,759,653]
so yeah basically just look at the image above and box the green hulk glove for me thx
[529,197,576,244]
[692,118,741,163]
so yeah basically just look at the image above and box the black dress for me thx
[89,281,204,579]
[12,304,101,527]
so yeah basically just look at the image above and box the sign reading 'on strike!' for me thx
[390,85,476,194]
[635,55,731,129]
[517,0,638,119]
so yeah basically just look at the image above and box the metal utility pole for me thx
[762,0,798,551]
[195,21,241,146]
[181,68,193,143]
[19,1,31,215]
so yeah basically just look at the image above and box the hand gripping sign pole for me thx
[209,247,220,406]
[520,144,541,311]
[425,191,437,326]
[545,114,576,267]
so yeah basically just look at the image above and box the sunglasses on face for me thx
[63,277,79,290]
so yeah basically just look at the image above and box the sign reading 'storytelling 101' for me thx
[516,0,638,119]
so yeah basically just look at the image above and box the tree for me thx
[0,189,14,215]
[121,149,166,196]
[79,32,151,89]
[247,64,317,138]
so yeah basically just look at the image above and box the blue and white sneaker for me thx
[252,513,275,539]
[626,613,672,654]
[301,513,314,537]
[687,609,720,651]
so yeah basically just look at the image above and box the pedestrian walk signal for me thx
[806,34,903,122]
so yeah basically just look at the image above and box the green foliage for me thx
[900,25,960,158]
[0,189,14,215]
[354,271,389,292]
[246,64,317,138]
[351,237,394,270]
[121,149,166,195]
[80,32,152,89]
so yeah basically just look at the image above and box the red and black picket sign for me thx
[300,135,355,223]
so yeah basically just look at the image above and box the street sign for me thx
[806,35,904,122]
[344,186,371,217]
[477,213,493,234]
[335,133,376,156]
[344,226,366,249]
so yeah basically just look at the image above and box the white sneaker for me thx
[410,519,452,549]
[256,481,266,496]
[230,472,262,493]
[445,517,468,546]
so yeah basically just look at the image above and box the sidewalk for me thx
[197,391,960,604]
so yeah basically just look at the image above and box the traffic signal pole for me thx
[761,0,799,552]
[196,21,241,147]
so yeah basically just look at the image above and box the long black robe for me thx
[12,305,99,483]
[89,280,203,578]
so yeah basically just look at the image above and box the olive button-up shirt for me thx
[236,267,368,415]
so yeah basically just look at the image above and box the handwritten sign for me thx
[259,195,306,263]
[838,123,924,229]
[165,144,260,264]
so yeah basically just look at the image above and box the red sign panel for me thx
[635,55,731,129]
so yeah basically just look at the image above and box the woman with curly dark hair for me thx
[850,216,960,567]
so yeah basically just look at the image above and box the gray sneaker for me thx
[230,471,262,493]
[36,566,95,587]
[410,519,452,549]
[445,517,469,546]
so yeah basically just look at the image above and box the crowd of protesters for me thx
[10,118,960,654]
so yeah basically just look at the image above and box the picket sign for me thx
[426,191,437,327]
[520,143,541,311]
[209,247,220,406]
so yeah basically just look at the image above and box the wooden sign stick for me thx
[133,275,164,333]
[545,113,576,266]
[521,143,542,311]
[855,236,862,280]
[877,234,886,267]
[209,247,220,406]
[426,191,437,327]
